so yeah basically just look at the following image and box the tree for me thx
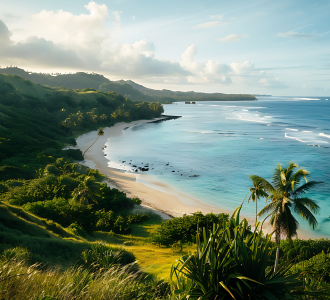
[72,176,100,205]
[250,162,321,272]
[248,176,268,228]
[83,127,104,157]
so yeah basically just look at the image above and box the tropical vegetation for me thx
[0,74,329,299]
[249,162,321,272]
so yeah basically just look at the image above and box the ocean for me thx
[104,96,330,238]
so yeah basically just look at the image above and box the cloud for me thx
[277,31,319,38]
[0,20,13,47]
[230,61,254,74]
[0,2,284,91]
[194,21,227,29]
[132,39,155,54]
[218,34,249,42]
[180,45,232,84]
[112,11,121,31]
[1,36,83,68]
[26,1,110,50]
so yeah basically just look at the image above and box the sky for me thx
[0,0,329,96]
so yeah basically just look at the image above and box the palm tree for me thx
[83,127,104,157]
[72,176,99,205]
[248,176,268,227]
[249,162,321,273]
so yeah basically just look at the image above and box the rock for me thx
[189,175,200,177]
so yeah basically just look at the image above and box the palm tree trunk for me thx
[274,228,281,273]
[255,191,257,228]
[274,246,280,273]
[83,136,100,157]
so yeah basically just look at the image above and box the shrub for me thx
[79,241,136,269]
[149,212,229,246]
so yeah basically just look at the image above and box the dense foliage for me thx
[1,158,149,234]
[149,212,229,246]
[171,207,328,299]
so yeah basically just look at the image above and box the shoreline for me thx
[73,118,316,239]
[74,118,232,219]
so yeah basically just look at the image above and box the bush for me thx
[79,241,136,269]
[149,212,229,246]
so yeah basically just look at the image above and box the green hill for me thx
[0,67,256,103]
[0,73,163,169]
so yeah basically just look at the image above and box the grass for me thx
[0,201,193,280]
[0,256,170,300]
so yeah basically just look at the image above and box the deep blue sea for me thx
[104,96,330,238]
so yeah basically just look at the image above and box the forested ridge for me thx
[0,67,256,103]
[0,73,330,299]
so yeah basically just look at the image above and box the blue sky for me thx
[0,0,329,95]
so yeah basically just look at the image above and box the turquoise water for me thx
[105,96,330,238]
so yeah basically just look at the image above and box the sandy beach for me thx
[75,118,232,219]
[73,118,314,239]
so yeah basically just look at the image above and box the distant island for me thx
[0,67,256,103]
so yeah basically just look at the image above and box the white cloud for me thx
[180,45,232,84]
[180,45,203,73]
[194,21,227,29]
[204,60,231,74]
[112,11,121,31]
[132,39,155,53]
[132,16,135,20]
[230,61,254,74]
[23,1,110,52]
[302,84,306,88]
[218,34,249,42]
[277,31,319,38]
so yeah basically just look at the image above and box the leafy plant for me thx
[171,206,322,299]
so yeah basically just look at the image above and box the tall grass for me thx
[0,252,170,299]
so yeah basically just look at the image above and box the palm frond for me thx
[292,168,310,185]
[293,199,319,229]
[258,201,278,217]
[292,181,322,197]
[281,207,299,239]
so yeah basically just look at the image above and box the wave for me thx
[286,128,298,131]
[185,130,235,135]
[285,133,306,143]
[320,133,330,139]
[288,97,321,101]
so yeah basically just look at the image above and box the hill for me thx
[0,67,256,103]
[0,73,163,170]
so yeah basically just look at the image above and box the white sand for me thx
[73,119,315,239]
